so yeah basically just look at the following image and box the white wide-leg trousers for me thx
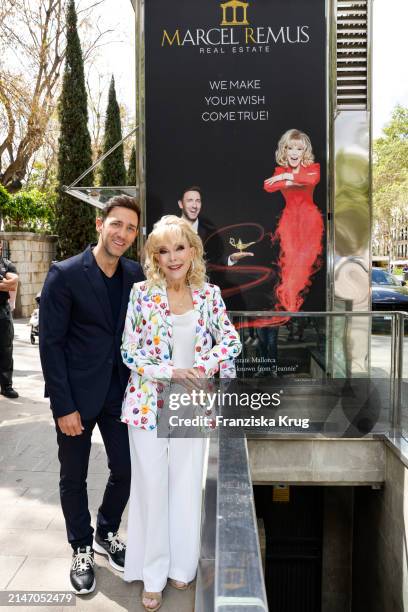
[124,428,206,592]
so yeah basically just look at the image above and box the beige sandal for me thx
[142,590,162,611]
[168,578,189,590]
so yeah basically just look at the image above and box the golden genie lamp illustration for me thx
[229,237,256,253]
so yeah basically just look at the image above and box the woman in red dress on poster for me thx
[264,128,324,315]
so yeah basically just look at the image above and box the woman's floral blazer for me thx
[120,281,242,430]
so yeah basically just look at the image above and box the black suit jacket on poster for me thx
[39,246,144,420]
[197,217,225,267]
[198,223,278,311]
[197,217,281,311]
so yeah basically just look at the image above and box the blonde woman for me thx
[121,215,241,611]
[264,128,324,315]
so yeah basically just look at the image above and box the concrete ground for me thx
[0,321,195,612]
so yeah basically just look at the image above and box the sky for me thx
[93,0,408,139]
[372,0,408,137]
[85,0,135,127]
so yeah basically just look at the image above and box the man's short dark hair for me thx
[100,195,141,222]
[179,186,202,201]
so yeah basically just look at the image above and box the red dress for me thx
[263,162,324,313]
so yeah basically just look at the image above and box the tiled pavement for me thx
[0,321,195,611]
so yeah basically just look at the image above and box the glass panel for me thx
[230,314,327,381]
[371,315,393,378]
[64,186,138,210]
[401,315,408,437]
[226,312,398,438]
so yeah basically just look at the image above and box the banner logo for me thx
[160,0,311,52]
[220,0,249,26]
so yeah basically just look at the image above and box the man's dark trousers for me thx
[0,304,14,389]
[56,401,131,549]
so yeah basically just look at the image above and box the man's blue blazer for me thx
[39,245,144,420]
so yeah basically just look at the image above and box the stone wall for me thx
[0,232,57,318]
[352,444,408,612]
[248,439,385,485]
[321,488,353,612]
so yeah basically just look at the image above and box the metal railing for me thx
[196,436,268,612]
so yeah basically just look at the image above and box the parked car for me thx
[372,267,408,312]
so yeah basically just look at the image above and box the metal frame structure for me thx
[134,0,146,240]
[62,127,138,209]
[330,0,372,375]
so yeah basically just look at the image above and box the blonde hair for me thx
[275,129,315,167]
[144,215,207,288]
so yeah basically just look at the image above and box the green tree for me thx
[373,105,408,261]
[0,1,114,194]
[55,0,95,259]
[1,189,54,232]
[0,184,11,227]
[127,144,137,186]
[100,76,126,186]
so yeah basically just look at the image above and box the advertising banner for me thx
[145,0,327,320]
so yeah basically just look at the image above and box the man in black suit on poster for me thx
[178,184,260,267]
[39,196,144,595]
[177,186,224,259]
[178,185,278,311]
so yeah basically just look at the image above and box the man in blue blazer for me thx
[39,195,144,595]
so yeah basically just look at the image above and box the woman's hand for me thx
[172,367,207,391]
[264,172,293,186]
[172,367,203,379]
[281,172,294,181]
[264,175,279,186]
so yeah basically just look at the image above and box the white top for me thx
[171,309,197,368]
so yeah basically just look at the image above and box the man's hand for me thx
[0,273,18,293]
[229,251,254,263]
[57,411,84,436]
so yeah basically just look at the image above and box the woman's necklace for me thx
[170,286,189,307]
[176,291,186,307]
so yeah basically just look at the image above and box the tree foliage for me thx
[373,106,408,259]
[127,144,137,186]
[0,183,10,226]
[0,189,54,232]
[0,0,115,194]
[55,0,95,259]
[100,75,126,186]
[0,0,65,193]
